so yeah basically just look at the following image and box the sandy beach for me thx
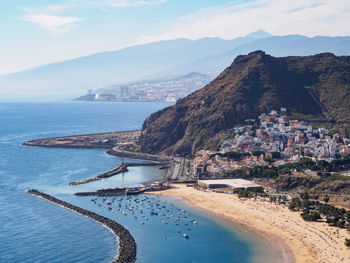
[156,184,350,263]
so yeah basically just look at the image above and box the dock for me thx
[74,185,171,196]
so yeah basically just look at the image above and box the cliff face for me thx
[139,51,350,154]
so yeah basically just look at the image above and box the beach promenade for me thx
[156,184,350,263]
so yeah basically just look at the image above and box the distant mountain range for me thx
[2,30,350,99]
[139,51,350,154]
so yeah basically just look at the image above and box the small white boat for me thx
[183,233,189,239]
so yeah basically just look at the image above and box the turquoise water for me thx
[0,101,269,263]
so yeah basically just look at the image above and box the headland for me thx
[22,130,141,149]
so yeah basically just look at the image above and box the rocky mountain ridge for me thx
[139,51,350,154]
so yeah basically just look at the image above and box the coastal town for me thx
[192,108,350,178]
[76,73,212,102]
[22,109,350,263]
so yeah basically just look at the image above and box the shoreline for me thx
[22,130,141,149]
[26,189,137,263]
[106,148,172,164]
[21,132,331,262]
[160,193,293,263]
[154,184,350,263]
[22,132,172,186]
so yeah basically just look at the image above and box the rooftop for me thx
[199,179,262,189]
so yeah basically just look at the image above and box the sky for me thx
[1,0,350,75]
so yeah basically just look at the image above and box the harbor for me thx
[68,162,163,185]
[2,101,273,263]
[74,183,171,196]
[17,109,293,263]
[26,189,137,263]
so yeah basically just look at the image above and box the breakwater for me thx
[22,130,141,149]
[69,162,160,185]
[74,185,171,196]
[107,148,171,163]
[75,187,145,196]
[26,189,137,263]
[69,163,128,185]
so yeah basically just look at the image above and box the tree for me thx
[265,156,274,163]
[300,192,310,201]
[252,150,264,157]
[345,238,350,247]
[301,211,321,221]
[324,195,330,204]
[289,197,302,210]
[317,160,331,171]
[337,220,345,228]
[271,151,281,159]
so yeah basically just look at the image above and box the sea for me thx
[0,101,281,263]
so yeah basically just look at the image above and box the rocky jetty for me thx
[74,185,171,196]
[69,162,160,185]
[107,147,171,163]
[26,189,137,263]
[69,164,128,185]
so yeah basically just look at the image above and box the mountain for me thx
[244,29,272,39]
[0,35,262,98]
[2,31,350,99]
[139,51,350,154]
[160,35,350,76]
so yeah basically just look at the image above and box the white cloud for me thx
[96,0,166,8]
[19,14,85,34]
[21,4,69,14]
[18,0,165,34]
[137,0,350,43]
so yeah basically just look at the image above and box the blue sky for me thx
[1,0,349,75]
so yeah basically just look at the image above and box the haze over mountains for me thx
[2,30,350,99]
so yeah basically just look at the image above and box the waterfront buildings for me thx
[198,179,263,191]
[193,108,350,178]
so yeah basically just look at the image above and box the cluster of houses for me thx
[193,108,350,178]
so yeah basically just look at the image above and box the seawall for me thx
[107,148,171,163]
[22,130,141,149]
[69,162,161,185]
[74,185,171,196]
[26,189,137,263]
